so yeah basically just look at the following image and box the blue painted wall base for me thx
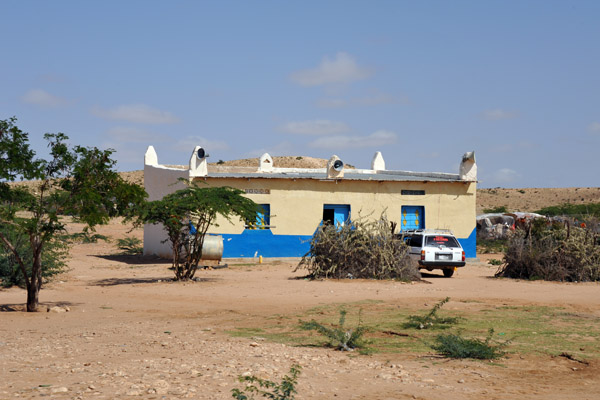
[458,227,477,259]
[221,230,312,258]
[220,227,477,259]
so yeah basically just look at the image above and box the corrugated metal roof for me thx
[197,170,462,182]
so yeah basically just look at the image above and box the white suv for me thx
[401,229,465,277]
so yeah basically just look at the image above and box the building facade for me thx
[143,147,478,259]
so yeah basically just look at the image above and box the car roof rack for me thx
[400,228,454,235]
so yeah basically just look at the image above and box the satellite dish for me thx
[197,148,206,159]
[333,159,344,171]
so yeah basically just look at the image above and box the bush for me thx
[296,215,420,281]
[496,219,600,282]
[535,203,600,218]
[300,309,369,351]
[0,225,69,288]
[431,328,509,360]
[232,364,301,400]
[69,231,110,243]
[116,236,143,255]
[477,238,508,254]
[403,297,461,330]
[482,205,508,213]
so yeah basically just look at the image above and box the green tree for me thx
[141,183,259,281]
[0,117,146,311]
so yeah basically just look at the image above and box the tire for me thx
[442,268,455,278]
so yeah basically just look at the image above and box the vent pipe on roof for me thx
[327,155,344,179]
[459,151,477,181]
[189,146,208,177]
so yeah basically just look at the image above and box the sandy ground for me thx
[1,221,600,400]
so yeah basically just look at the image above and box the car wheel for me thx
[442,268,455,278]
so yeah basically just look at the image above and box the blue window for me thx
[323,204,350,227]
[247,204,270,230]
[401,206,424,230]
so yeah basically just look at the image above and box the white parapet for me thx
[371,151,385,171]
[144,146,158,166]
[259,153,274,172]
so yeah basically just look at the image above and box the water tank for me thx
[199,235,223,261]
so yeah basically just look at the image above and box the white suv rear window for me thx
[425,235,460,247]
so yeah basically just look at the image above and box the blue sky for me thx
[2,0,599,188]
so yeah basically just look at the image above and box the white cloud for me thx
[309,130,397,149]
[92,104,180,124]
[280,120,349,135]
[588,122,600,133]
[107,126,169,143]
[492,168,520,184]
[171,136,229,154]
[481,108,518,121]
[290,52,372,87]
[21,89,67,107]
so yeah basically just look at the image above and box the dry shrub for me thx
[496,219,600,282]
[296,215,420,281]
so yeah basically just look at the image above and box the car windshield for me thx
[425,235,460,247]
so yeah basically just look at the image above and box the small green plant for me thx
[518,189,526,194]
[403,297,460,329]
[482,205,508,214]
[217,159,225,165]
[300,309,368,351]
[431,328,509,359]
[70,231,110,244]
[295,156,303,160]
[116,236,143,255]
[232,364,301,400]
[488,259,503,266]
[477,238,508,254]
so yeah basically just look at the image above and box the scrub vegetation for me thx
[228,300,600,361]
[300,309,369,352]
[535,202,600,218]
[497,219,600,282]
[232,364,301,400]
[403,297,461,330]
[296,215,420,281]
[432,328,509,360]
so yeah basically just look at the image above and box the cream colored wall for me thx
[194,177,476,238]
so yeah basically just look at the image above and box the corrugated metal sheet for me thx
[197,171,461,182]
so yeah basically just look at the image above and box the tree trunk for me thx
[27,236,43,312]
[26,280,39,312]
